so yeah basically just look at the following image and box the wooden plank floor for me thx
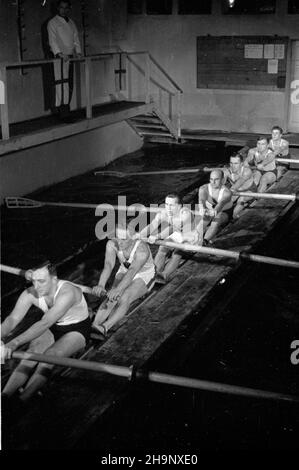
[5,170,299,449]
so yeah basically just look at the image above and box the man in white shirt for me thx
[47,1,82,118]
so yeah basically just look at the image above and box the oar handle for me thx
[0,264,98,296]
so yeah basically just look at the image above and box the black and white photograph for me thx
[1,0,299,458]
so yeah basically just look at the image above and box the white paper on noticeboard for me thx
[264,44,274,59]
[268,59,278,74]
[244,44,263,59]
[274,44,285,59]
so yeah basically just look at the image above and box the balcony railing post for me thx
[0,66,10,140]
[85,57,92,119]
[177,91,182,139]
[145,52,150,103]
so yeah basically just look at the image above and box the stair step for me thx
[140,130,173,137]
[134,123,169,131]
[130,115,161,124]
[144,136,177,143]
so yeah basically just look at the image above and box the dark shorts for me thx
[222,206,234,219]
[50,316,91,342]
[259,168,277,179]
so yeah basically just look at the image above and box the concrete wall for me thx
[0,122,142,202]
[119,0,299,133]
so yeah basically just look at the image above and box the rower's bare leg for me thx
[233,196,252,219]
[154,246,170,274]
[102,279,148,332]
[2,330,54,398]
[277,165,288,180]
[92,274,124,327]
[253,170,262,187]
[162,253,182,281]
[204,213,229,242]
[20,332,86,402]
[258,172,276,193]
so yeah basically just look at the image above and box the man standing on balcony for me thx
[47,0,82,119]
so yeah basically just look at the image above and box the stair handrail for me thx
[148,54,183,94]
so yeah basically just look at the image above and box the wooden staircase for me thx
[127,107,179,143]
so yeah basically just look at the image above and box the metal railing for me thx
[0,51,183,141]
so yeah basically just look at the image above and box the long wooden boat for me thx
[2,163,299,449]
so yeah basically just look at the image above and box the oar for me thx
[0,263,97,296]
[144,239,299,269]
[5,196,161,214]
[94,168,202,177]
[233,190,299,201]
[9,350,299,402]
[5,196,207,216]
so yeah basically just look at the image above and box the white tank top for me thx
[38,280,89,326]
[203,184,233,211]
[113,240,155,275]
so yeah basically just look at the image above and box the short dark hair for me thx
[272,125,283,134]
[32,260,57,276]
[57,0,71,8]
[230,152,243,162]
[257,136,268,143]
[165,193,181,204]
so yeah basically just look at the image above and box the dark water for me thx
[77,212,299,451]
[2,142,299,451]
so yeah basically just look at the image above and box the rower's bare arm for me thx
[231,167,252,191]
[115,244,149,294]
[138,213,161,239]
[1,290,33,341]
[244,150,255,167]
[198,186,207,205]
[280,140,289,156]
[215,189,232,213]
[96,240,117,290]
[261,150,275,167]
[5,288,76,351]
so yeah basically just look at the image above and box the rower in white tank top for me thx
[38,280,89,326]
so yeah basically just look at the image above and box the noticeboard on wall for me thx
[197,36,289,90]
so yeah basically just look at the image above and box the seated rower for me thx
[92,223,155,337]
[223,153,257,219]
[198,170,233,245]
[245,136,276,193]
[268,126,290,180]
[1,261,91,402]
[136,193,198,282]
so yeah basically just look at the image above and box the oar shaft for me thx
[150,240,299,269]
[276,158,299,164]
[127,169,200,176]
[148,372,299,403]
[0,264,96,296]
[10,351,299,402]
[234,191,297,201]
[0,264,26,276]
[36,201,161,214]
